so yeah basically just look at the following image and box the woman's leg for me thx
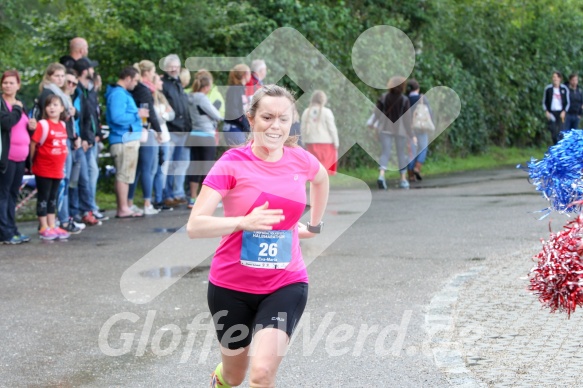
[9,161,25,236]
[58,144,72,225]
[396,136,409,187]
[377,133,393,189]
[0,161,16,241]
[138,139,156,208]
[46,178,61,228]
[248,328,289,388]
[36,176,51,230]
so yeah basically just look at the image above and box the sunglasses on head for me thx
[67,80,78,86]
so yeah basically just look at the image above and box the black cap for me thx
[73,57,98,74]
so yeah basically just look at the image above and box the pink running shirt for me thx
[204,143,321,294]
[4,101,30,162]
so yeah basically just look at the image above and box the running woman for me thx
[187,85,329,388]
[30,94,70,240]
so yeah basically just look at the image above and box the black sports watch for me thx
[306,221,323,234]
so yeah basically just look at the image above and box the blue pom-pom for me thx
[528,130,583,214]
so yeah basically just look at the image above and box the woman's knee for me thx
[249,364,276,388]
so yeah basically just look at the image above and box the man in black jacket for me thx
[161,54,191,206]
[565,73,583,131]
[71,58,104,225]
[542,71,570,144]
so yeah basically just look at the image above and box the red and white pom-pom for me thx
[529,214,583,318]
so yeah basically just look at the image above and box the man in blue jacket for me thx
[105,66,148,218]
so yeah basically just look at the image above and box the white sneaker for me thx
[130,205,144,214]
[144,205,160,215]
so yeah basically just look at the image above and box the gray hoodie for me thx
[187,92,222,135]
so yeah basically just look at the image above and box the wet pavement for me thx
[0,167,568,387]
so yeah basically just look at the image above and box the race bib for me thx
[241,230,292,269]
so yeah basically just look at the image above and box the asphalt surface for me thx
[0,167,558,387]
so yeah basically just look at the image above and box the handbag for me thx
[412,95,435,133]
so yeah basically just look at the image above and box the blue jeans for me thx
[408,131,429,171]
[379,133,408,172]
[57,142,73,223]
[565,113,580,131]
[69,147,94,217]
[0,160,25,240]
[85,145,99,211]
[129,131,159,201]
[153,143,170,204]
[165,132,189,200]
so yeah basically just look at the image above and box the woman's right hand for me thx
[238,201,285,231]
[545,111,552,120]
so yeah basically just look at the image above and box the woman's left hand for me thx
[28,118,37,130]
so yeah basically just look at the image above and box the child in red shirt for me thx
[29,94,70,240]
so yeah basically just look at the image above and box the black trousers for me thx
[35,176,61,216]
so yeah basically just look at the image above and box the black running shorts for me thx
[207,281,309,350]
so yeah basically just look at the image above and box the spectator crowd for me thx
[1,36,439,244]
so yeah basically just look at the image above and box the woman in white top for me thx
[152,73,175,210]
[300,90,339,175]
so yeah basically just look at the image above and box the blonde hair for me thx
[39,63,66,92]
[133,60,156,76]
[152,73,170,107]
[179,68,191,88]
[247,84,299,147]
[228,64,250,86]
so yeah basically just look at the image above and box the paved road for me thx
[0,168,563,387]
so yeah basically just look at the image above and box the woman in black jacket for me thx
[0,70,37,244]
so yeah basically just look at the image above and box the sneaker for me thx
[17,234,31,243]
[62,221,83,235]
[377,178,388,190]
[399,179,410,189]
[92,210,109,221]
[39,228,58,240]
[130,205,144,214]
[82,211,102,226]
[2,235,23,245]
[188,198,196,209]
[154,202,173,211]
[52,227,71,240]
[72,214,84,224]
[70,217,86,231]
[144,205,160,215]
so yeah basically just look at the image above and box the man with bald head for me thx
[59,37,89,70]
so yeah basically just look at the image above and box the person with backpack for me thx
[0,70,36,244]
[406,78,434,182]
[300,90,339,175]
[371,76,416,190]
[29,95,71,240]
